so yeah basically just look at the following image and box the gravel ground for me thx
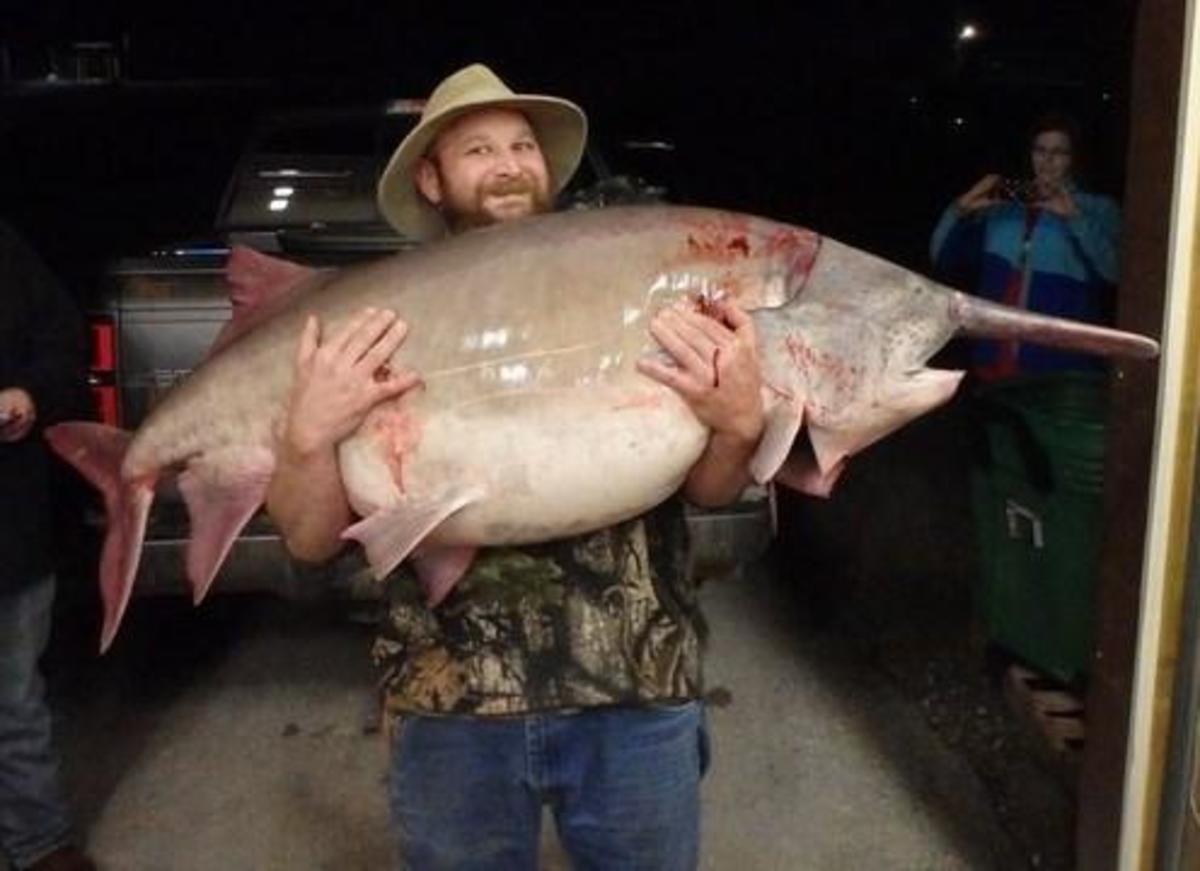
[775,395,1078,871]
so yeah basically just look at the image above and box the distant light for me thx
[623,140,676,152]
[953,116,966,127]
[1102,91,1112,101]
[909,95,920,105]
[958,23,979,41]
[386,98,427,115]
[273,186,295,197]
[268,199,290,212]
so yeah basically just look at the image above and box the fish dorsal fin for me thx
[209,246,316,355]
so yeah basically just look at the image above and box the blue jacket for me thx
[930,186,1121,374]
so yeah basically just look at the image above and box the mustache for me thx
[484,176,539,197]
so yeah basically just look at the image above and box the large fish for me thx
[47,205,1158,651]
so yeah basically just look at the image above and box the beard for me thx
[441,173,553,233]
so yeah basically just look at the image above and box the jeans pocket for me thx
[385,710,411,749]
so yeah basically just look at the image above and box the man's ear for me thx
[414,158,443,206]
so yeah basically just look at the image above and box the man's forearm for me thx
[266,442,352,562]
[682,431,758,508]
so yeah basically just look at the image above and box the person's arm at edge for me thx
[4,223,86,427]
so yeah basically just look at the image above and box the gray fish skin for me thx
[46,204,1159,648]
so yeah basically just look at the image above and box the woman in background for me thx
[930,112,1121,379]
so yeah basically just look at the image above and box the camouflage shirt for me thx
[373,499,703,717]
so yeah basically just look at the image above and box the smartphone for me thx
[994,178,1039,203]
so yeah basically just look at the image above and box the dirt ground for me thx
[776,394,1078,870]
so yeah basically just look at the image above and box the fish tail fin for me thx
[45,422,156,653]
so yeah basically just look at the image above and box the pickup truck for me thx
[85,99,771,601]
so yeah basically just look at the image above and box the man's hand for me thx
[280,307,421,459]
[0,388,35,443]
[268,307,420,563]
[637,297,765,445]
[637,296,766,507]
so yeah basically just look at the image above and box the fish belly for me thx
[340,383,708,547]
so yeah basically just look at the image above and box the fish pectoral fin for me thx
[412,545,479,607]
[177,448,276,606]
[342,488,484,584]
[803,366,967,483]
[749,382,805,485]
[773,445,847,498]
[882,367,966,417]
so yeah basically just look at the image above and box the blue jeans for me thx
[388,701,709,870]
[0,575,74,869]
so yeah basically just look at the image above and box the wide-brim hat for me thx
[377,63,588,240]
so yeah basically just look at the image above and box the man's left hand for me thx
[0,388,36,443]
[637,297,765,446]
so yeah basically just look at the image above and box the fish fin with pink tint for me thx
[411,545,479,607]
[44,422,157,653]
[772,444,848,498]
[749,381,805,485]
[176,447,276,605]
[209,246,317,356]
[341,488,484,587]
[807,367,966,479]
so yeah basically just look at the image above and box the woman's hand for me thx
[0,388,35,443]
[1035,181,1079,218]
[957,174,1003,213]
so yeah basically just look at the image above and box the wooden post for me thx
[1076,0,1185,867]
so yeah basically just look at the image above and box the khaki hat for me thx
[377,63,588,240]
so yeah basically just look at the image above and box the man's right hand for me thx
[280,307,421,459]
[268,307,420,563]
[956,173,1003,213]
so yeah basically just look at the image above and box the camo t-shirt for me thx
[373,499,703,717]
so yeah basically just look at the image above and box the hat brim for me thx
[377,95,587,241]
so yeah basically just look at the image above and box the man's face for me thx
[416,108,553,233]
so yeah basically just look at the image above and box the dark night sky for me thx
[1,1,1139,293]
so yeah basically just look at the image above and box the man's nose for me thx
[493,148,521,176]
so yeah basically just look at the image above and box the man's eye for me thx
[514,140,538,152]
[466,145,491,156]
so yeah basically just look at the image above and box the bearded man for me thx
[267,63,764,870]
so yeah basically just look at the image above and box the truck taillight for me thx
[91,384,118,426]
[90,319,116,371]
[88,315,119,427]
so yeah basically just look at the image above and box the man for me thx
[266,64,763,869]
[0,219,96,871]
